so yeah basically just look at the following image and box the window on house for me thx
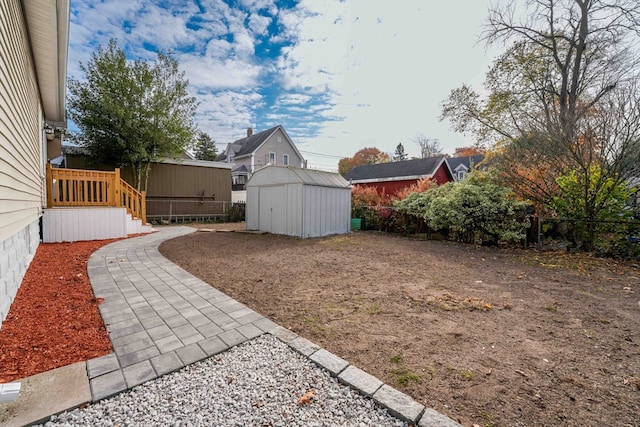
[277,136,282,142]
[228,155,234,163]
[457,170,466,180]
[269,152,276,164]
[283,154,289,165]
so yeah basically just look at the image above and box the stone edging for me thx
[269,326,461,427]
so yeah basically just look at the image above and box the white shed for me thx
[246,165,351,238]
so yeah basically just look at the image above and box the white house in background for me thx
[246,165,351,238]
[217,125,305,191]
[445,155,486,181]
[0,0,70,327]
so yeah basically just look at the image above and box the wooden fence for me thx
[46,164,146,224]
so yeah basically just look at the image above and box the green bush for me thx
[395,173,531,244]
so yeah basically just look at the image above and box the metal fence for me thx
[145,199,245,224]
[534,216,640,247]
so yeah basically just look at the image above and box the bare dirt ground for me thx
[159,224,640,427]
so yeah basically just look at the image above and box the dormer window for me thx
[457,170,465,180]
[229,155,234,163]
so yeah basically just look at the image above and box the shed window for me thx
[269,152,276,164]
[283,154,289,165]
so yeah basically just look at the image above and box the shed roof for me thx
[247,165,350,188]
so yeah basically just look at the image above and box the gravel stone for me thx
[40,335,408,427]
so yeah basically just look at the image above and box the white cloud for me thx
[195,91,263,143]
[205,39,233,58]
[248,13,271,35]
[276,94,312,105]
[180,56,262,90]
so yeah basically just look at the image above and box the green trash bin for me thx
[351,218,362,230]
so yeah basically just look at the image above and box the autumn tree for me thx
[339,147,390,176]
[193,131,218,161]
[393,143,408,161]
[454,146,485,157]
[68,39,198,191]
[441,0,640,250]
[414,134,442,158]
[394,177,436,201]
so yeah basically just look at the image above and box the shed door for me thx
[259,186,286,235]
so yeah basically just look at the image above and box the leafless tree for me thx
[441,0,640,249]
[414,134,442,158]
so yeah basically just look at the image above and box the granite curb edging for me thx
[269,326,461,426]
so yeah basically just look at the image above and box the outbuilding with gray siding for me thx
[246,165,351,238]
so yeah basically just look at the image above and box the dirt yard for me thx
[159,225,640,427]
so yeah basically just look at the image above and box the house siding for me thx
[0,0,45,243]
[0,0,46,327]
[432,162,453,185]
[252,128,303,170]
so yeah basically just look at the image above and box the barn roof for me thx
[345,156,448,182]
[247,165,350,188]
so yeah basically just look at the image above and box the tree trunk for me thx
[143,162,152,193]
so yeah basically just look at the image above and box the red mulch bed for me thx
[0,239,119,383]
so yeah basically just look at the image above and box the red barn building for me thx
[345,156,454,197]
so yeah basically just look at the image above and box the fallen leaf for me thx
[297,390,315,405]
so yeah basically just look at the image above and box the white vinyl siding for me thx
[0,0,45,243]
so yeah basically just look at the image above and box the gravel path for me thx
[40,334,408,427]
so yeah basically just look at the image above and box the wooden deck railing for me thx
[46,164,146,224]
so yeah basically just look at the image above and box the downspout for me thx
[250,153,255,177]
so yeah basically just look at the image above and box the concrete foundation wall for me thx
[0,219,39,329]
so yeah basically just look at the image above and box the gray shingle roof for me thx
[345,156,447,181]
[232,125,280,157]
[446,155,485,171]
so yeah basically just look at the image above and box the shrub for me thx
[395,172,531,244]
[351,185,391,230]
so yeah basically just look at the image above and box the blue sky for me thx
[68,0,503,171]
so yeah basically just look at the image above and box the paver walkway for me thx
[86,226,279,401]
[82,226,461,427]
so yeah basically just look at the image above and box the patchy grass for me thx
[390,367,422,386]
[364,302,381,315]
[459,369,474,380]
[389,354,402,364]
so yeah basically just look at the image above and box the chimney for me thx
[247,127,253,137]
